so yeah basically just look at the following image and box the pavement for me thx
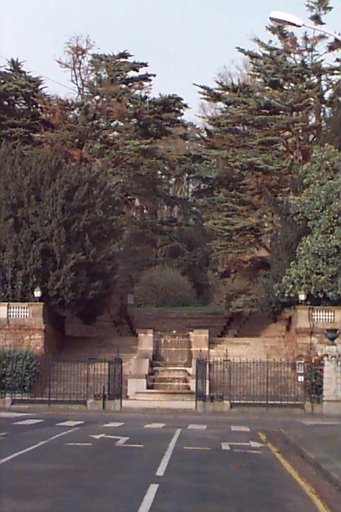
[280,416,341,491]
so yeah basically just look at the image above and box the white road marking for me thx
[13,419,44,426]
[234,449,262,454]
[138,483,159,512]
[184,446,211,450]
[0,428,79,465]
[103,422,124,428]
[188,424,207,430]
[222,441,264,451]
[231,426,250,432]
[156,428,181,477]
[0,432,8,438]
[56,421,84,427]
[90,433,143,447]
[0,412,32,418]
[144,423,165,429]
[66,443,92,446]
[301,420,341,426]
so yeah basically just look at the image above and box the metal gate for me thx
[196,358,305,407]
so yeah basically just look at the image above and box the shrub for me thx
[0,347,39,394]
[134,266,197,307]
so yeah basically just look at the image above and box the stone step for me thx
[134,389,195,401]
[123,398,196,410]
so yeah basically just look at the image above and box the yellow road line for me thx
[258,431,330,512]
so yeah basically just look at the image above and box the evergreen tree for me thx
[0,59,49,146]
[56,38,210,295]
[0,145,122,323]
[197,0,341,262]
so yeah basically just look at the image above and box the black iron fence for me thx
[1,356,123,406]
[196,358,307,407]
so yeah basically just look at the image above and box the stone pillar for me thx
[136,329,154,359]
[323,345,341,416]
[190,329,209,360]
[190,329,209,392]
[127,329,153,398]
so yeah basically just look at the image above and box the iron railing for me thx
[1,356,123,406]
[196,358,306,407]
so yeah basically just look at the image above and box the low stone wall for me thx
[210,336,293,360]
[132,308,226,337]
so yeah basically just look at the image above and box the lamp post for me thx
[33,286,42,302]
[269,10,341,42]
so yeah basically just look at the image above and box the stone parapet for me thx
[0,302,61,356]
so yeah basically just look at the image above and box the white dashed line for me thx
[188,424,207,430]
[0,412,32,418]
[144,423,165,429]
[231,426,250,432]
[13,419,45,426]
[56,421,84,427]
[103,422,124,428]
[156,429,181,477]
[65,443,92,446]
[184,446,211,450]
[138,483,159,512]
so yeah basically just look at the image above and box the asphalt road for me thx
[0,409,339,511]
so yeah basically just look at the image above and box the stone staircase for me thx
[128,331,196,408]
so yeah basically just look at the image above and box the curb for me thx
[281,428,341,492]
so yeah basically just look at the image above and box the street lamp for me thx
[269,10,341,42]
[33,286,42,302]
[298,291,307,304]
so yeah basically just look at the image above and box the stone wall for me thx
[0,302,61,356]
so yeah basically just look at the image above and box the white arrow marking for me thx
[90,434,143,447]
[222,441,264,451]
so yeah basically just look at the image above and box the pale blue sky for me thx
[1,0,341,120]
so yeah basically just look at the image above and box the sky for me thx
[1,0,341,121]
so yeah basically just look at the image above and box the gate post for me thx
[322,347,341,415]
[195,357,207,409]
[107,357,123,411]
